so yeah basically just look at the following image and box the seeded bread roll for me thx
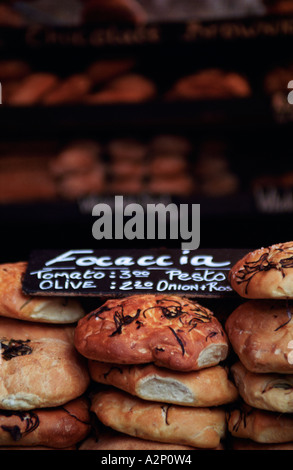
[74,294,229,372]
[0,317,90,410]
[231,361,293,413]
[0,262,85,323]
[227,403,293,444]
[0,397,90,448]
[88,361,238,407]
[229,241,293,299]
[91,388,226,449]
[225,300,293,373]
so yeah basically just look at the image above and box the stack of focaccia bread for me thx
[8,241,293,451]
[0,262,91,449]
[74,294,238,450]
[225,241,293,450]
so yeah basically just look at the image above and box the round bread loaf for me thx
[0,262,85,323]
[231,361,293,413]
[74,294,229,371]
[0,397,90,448]
[91,388,226,449]
[88,361,238,407]
[229,241,293,298]
[227,403,293,444]
[225,300,293,373]
[0,317,90,410]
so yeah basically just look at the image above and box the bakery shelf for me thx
[0,97,277,139]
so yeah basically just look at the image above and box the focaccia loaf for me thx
[0,317,90,410]
[231,361,293,413]
[91,388,226,449]
[0,262,85,323]
[227,403,293,444]
[225,300,293,373]
[74,294,229,372]
[0,397,90,448]
[88,361,238,406]
[229,241,293,298]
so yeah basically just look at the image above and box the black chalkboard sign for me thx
[22,248,248,298]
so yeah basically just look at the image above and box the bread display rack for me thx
[0,12,293,258]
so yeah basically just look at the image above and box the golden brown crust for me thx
[0,340,90,410]
[227,403,293,443]
[0,262,85,323]
[0,317,90,410]
[225,300,293,373]
[231,361,293,413]
[88,361,238,407]
[0,397,91,448]
[229,241,293,299]
[91,388,226,449]
[74,294,229,371]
